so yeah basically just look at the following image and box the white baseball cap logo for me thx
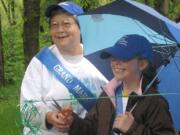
[117,36,128,46]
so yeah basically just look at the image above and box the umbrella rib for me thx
[173,58,180,73]
[132,19,173,44]
[158,19,169,46]
[157,18,177,43]
[133,19,175,45]
[153,49,169,55]
[150,35,175,44]
[133,19,158,44]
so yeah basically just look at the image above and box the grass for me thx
[0,81,23,135]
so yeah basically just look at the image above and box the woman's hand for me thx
[46,110,73,133]
[113,112,134,133]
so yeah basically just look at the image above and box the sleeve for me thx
[69,92,114,135]
[125,97,176,135]
[68,108,97,135]
[20,57,51,130]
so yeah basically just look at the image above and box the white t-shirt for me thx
[20,45,108,135]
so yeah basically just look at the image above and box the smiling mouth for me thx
[113,69,125,74]
[56,35,68,40]
[56,33,68,38]
[113,68,125,71]
[119,69,125,72]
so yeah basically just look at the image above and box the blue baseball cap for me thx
[100,34,153,63]
[45,1,84,17]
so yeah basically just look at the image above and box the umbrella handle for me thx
[112,102,137,135]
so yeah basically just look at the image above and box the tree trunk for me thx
[0,14,5,86]
[23,0,40,67]
[175,16,180,23]
[154,0,169,16]
[162,0,168,16]
[144,0,149,5]
[56,0,65,3]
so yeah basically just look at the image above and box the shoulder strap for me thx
[36,47,96,111]
[115,86,123,115]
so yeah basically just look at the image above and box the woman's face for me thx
[50,13,81,50]
[111,58,147,81]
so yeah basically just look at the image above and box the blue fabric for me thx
[113,86,123,135]
[36,47,96,112]
[45,1,84,17]
[100,34,153,63]
[165,23,180,43]
[125,0,180,43]
[78,14,175,56]
[158,50,180,130]
[115,86,123,116]
[77,0,180,131]
[79,0,180,44]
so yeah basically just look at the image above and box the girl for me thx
[68,34,175,135]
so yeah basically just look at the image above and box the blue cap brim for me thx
[100,46,135,60]
[100,51,112,59]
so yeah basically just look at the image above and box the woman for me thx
[20,2,107,135]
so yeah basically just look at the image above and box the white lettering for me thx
[73,85,88,98]
[54,65,73,84]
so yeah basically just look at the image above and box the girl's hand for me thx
[113,112,134,133]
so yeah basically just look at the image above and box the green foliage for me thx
[72,0,114,11]
[169,0,180,21]
[0,82,22,135]
[136,0,180,21]
[0,101,22,135]
[71,0,99,11]
[39,0,56,48]
[3,22,24,84]
[0,0,24,84]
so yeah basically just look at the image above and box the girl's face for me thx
[111,58,148,81]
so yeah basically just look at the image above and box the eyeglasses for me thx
[50,19,76,30]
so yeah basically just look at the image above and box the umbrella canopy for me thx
[77,0,180,131]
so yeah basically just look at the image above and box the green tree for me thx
[138,0,180,21]
[72,0,113,11]
[0,13,5,86]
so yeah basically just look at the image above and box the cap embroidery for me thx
[118,36,128,46]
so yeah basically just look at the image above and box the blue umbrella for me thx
[77,0,180,131]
